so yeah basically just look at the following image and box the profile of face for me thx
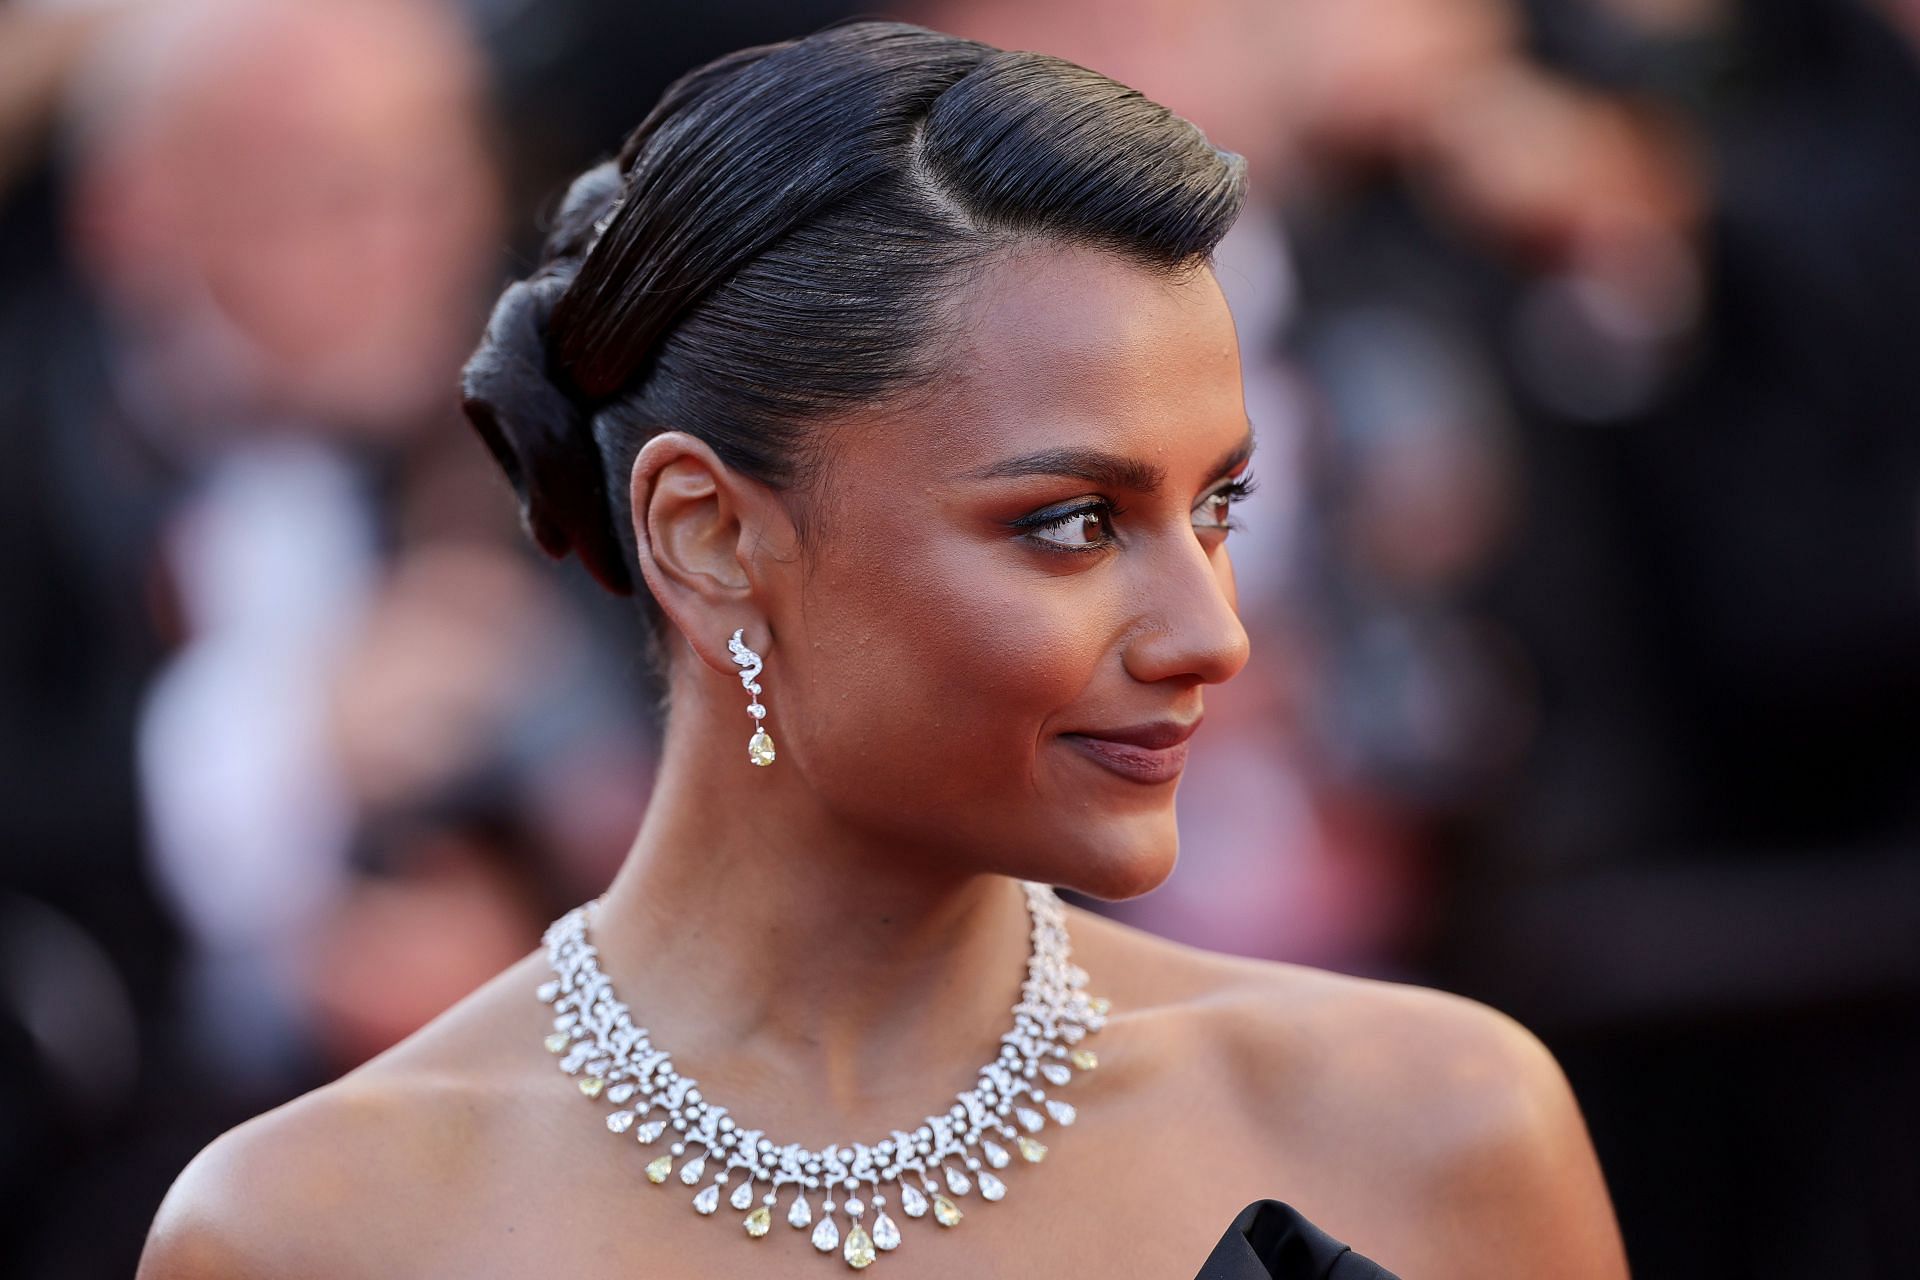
[642,243,1255,902]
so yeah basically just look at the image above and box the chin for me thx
[1034,811,1180,903]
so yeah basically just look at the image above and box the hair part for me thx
[460,19,1248,691]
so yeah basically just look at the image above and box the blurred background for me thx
[1,0,1915,1274]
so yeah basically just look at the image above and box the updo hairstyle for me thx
[459,19,1247,680]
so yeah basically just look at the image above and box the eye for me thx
[1195,470,1259,533]
[1015,499,1123,554]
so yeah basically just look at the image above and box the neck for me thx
[588,692,1040,1137]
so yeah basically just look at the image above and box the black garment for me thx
[1193,1200,1400,1280]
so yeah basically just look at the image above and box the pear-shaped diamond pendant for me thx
[844,1222,875,1268]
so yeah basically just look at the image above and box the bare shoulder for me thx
[137,1078,424,1278]
[1065,905,1629,1277]
[1069,905,1571,1119]
[1233,960,1628,1276]
[138,953,547,1280]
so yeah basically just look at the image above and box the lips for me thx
[1061,717,1201,785]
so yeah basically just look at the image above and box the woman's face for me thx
[774,243,1255,901]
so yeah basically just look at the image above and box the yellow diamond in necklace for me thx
[844,1221,875,1267]
[537,880,1109,1265]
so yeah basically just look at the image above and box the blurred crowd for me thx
[1,0,1915,1275]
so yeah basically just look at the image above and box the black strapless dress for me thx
[1191,1200,1400,1279]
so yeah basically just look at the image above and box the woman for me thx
[140,20,1627,1279]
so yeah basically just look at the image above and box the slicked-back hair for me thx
[460,19,1247,681]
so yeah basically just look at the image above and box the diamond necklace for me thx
[538,878,1110,1269]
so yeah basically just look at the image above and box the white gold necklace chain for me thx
[538,878,1110,1269]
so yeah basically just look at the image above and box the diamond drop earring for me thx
[728,628,775,766]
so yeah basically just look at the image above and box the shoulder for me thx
[137,1078,431,1278]
[1220,959,1628,1277]
[138,956,545,1279]
[1065,901,1559,1091]
[1066,907,1627,1276]
[1232,962,1582,1153]
[1081,911,1571,1135]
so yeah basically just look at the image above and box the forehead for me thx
[861,243,1248,481]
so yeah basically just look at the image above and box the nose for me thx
[1120,532,1251,687]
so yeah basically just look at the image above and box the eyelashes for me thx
[1016,469,1260,555]
[1201,473,1259,527]
[1016,500,1128,554]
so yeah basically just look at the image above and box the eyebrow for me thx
[970,421,1257,494]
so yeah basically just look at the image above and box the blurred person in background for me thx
[306,538,653,1074]
[60,0,508,1089]
[1414,2,1920,1273]
[0,0,656,1272]
[1283,1,1920,1271]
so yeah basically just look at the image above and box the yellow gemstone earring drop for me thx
[728,628,776,766]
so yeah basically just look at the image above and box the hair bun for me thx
[549,160,627,262]
[460,269,635,595]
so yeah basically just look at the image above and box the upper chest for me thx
[368,1020,1307,1279]
[315,957,1458,1279]
[399,1130,1282,1280]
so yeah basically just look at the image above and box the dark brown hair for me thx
[460,19,1247,677]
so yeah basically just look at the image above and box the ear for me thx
[627,431,794,675]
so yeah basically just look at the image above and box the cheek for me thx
[790,533,1107,804]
